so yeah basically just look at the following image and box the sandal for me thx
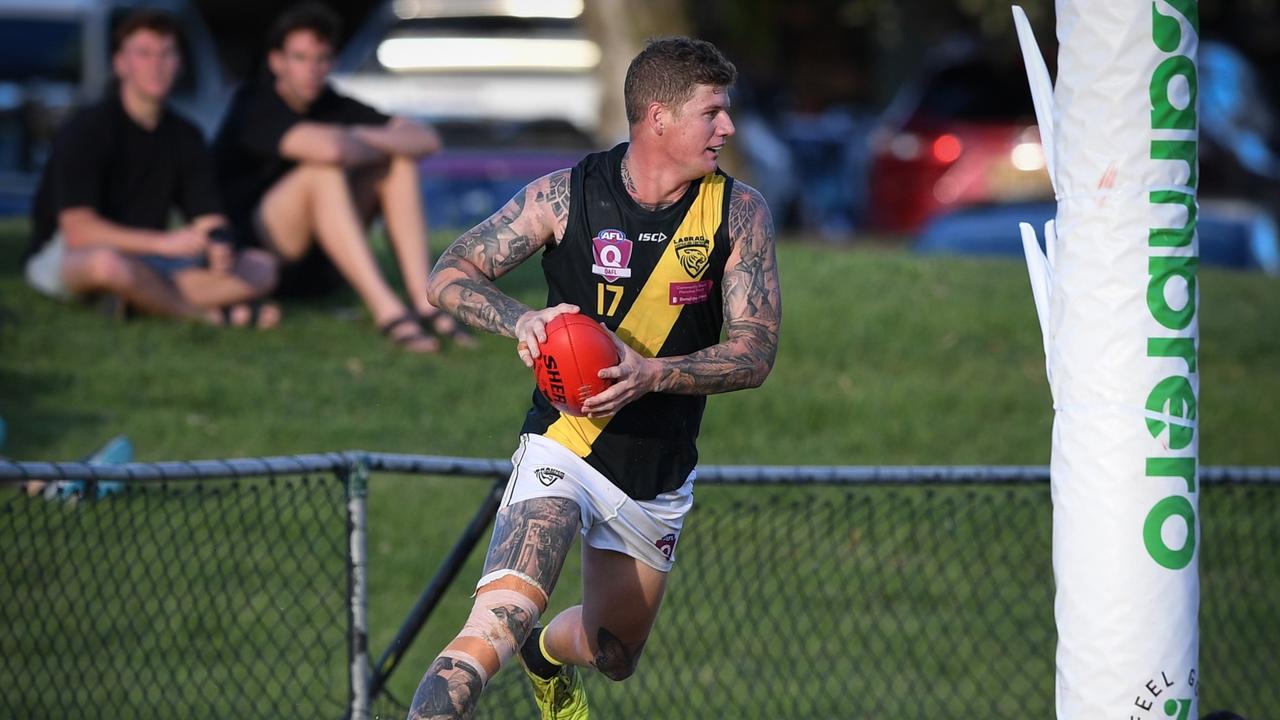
[379,313,441,354]
[419,309,477,348]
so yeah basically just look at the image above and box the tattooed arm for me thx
[583,181,781,416]
[426,169,572,340]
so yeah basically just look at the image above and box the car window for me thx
[0,19,83,84]
[916,62,1034,123]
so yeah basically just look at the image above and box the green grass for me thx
[3,219,1276,465]
[2,217,1277,717]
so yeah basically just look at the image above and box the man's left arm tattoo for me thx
[655,182,782,395]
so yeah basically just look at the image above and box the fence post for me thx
[345,455,371,720]
[364,473,508,704]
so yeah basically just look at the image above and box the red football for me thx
[534,314,620,416]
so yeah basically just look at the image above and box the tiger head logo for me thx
[674,236,710,278]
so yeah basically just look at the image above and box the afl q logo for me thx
[591,229,634,281]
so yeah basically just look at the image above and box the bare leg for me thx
[408,497,581,719]
[257,163,436,350]
[61,248,206,320]
[171,248,279,309]
[540,544,669,680]
[375,155,433,312]
[372,155,474,343]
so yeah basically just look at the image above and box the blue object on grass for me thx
[48,435,132,500]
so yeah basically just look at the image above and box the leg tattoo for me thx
[593,626,642,681]
[482,497,581,593]
[407,656,483,720]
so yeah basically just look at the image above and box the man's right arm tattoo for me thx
[428,170,569,337]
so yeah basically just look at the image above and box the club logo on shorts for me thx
[674,236,710,277]
[534,467,565,486]
[655,533,677,559]
[592,229,633,281]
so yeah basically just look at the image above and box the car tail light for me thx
[932,134,963,163]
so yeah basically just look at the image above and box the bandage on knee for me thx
[475,569,550,605]
[457,589,542,671]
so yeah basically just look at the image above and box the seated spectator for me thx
[213,2,472,353]
[24,9,280,328]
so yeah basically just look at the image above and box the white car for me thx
[329,0,602,134]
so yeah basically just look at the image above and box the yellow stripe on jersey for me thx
[543,414,610,457]
[545,172,728,458]
[616,173,726,357]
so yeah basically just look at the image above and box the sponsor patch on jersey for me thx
[669,280,713,305]
[534,467,565,486]
[655,533,677,560]
[674,236,710,277]
[637,232,668,243]
[592,229,633,281]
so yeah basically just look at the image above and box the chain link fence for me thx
[387,466,1280,720]
[1,466,352,719]
[2,457,1276,719]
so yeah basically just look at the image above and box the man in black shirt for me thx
[25,10,280,327]
[213,3,466,353]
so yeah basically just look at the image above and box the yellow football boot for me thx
[521,630,589,720]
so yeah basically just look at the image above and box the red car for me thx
[868,46,1053,233]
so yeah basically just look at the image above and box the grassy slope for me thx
[2,220,1276,465]
[2,219,1277,713]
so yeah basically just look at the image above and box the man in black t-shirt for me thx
[25,10,280,327]
[213,3,468,353]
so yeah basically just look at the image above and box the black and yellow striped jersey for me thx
[521,142,735,500]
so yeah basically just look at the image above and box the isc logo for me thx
[637,233,667,242]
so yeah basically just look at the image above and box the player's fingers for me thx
[535,304,575,337]
[581,393,617,417]
[516,340,535,368]
[584,392,626,418]
[587,375,640,410]
[601,355,638,379]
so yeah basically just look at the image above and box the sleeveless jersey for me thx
[521,142,735,500]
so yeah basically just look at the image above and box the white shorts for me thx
[482,433,694,582]
[25,233,70,299]
[24,233,203,301]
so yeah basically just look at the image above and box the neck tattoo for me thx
[620,154,675,212]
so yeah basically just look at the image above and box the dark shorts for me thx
[242,214,344,298]
[138,253,205,278]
